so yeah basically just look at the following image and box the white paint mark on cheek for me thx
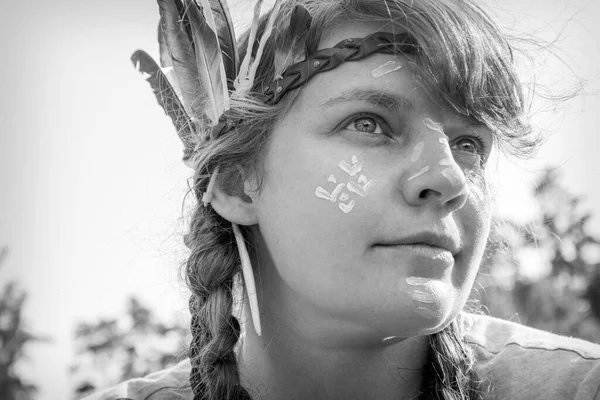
[338,156,363,176]
[372,60,403,78]
[439,158,453,166]
[411,142,424,163]
[315,156,376,214]
[315,183,345,202]
[406,166,430,182]
[338,200,356,213]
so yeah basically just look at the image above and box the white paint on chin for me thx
[406,277,449,320]
[411,289,435,304]
[372,60,403,78]
[381,335,404,345]
[415,307,438,319]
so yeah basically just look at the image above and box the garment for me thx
[84,313,600,400]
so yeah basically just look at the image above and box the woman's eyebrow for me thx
[318,88,415,113]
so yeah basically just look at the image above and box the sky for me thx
[0,0,598,398]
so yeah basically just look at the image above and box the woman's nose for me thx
[401,139,468,213]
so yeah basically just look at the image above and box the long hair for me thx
[183,1,539,399]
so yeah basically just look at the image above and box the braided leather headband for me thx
[259,31,419,105]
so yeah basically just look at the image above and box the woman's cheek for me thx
[312,154,378,215]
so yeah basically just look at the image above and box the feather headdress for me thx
[132,0,286,168]
[131,0,286,337]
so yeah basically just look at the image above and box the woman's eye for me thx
[343,116,384,135]
[451,137,484,155]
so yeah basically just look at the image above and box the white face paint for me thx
[406,277,449,320]
[411,142,424,163]
[381,335,403,345]
[423,117,445,136]
[314,155,376,214]
[421,117,460,185]
[406,166,429,182]
[441,168,462,187]
[371,60,403,78]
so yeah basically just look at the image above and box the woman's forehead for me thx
[298,51,419,113]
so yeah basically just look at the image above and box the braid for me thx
[421,315,488,400]
[185,202,252,400]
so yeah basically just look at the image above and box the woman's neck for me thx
[237,296,429,400]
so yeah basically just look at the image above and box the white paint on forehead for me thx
[406,166,430,182]
[423,118,445,136]
[411,142,424,163]
[372,60,403,79]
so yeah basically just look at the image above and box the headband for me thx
[131,0,418,168]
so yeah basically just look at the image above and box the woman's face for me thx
[250,23,493,339]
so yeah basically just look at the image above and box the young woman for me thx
[87,0,600,399]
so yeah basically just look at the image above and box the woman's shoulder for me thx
[463,312,600,400]
[82,359,192,400]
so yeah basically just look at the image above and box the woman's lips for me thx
[375,244,455,267]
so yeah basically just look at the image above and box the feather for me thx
[157,24,172,69]
[202,0,239,85]
[246,0,282,89]
[131,50,198,167]
[235,0,264,94]
[157,24,185,101]
[273,4,312,80]
[183,0,230,125]
[289,4,312,39]
[157,0,201,121]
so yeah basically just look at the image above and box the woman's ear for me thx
[208,168,259,226]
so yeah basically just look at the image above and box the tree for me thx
[475,169,600,343]
[71,296,190,398]
[0,247,50,400]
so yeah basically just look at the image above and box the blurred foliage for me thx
[0,247,50,400]
[475,168,600,343]
[70,296,190,399]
